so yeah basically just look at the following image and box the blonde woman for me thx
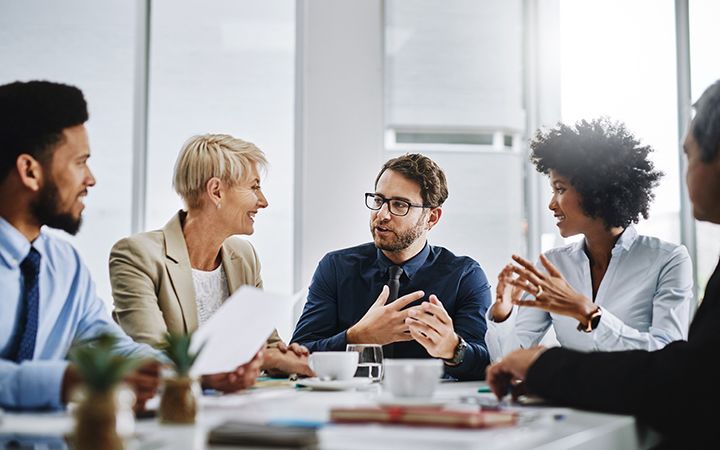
[110,134,312,392]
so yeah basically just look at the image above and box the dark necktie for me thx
[14,247,41,362]
[387,265,403,303]
[384,265,403,359]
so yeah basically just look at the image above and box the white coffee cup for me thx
[383,359,443,398]
[308,351,359,380]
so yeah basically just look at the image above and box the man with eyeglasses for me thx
[292,154,491,380]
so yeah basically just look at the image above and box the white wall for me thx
[294,0,385,291]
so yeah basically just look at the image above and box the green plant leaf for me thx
[161,332,205,377]
[69,333,145,392]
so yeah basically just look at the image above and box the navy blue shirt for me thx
[291,242,491,380]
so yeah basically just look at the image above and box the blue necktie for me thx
[14,247,41,362]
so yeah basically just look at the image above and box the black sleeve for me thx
[525,335,719,435]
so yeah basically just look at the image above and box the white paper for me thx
[190,286,290,376]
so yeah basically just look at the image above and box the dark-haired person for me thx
[0,80,160,410]
[486,119,693,360]
[291,154,491,380]
[486,80,720,448]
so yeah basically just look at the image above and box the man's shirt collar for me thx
[0,216,32,268]
[0,216,47,268]
[376,241,431,280]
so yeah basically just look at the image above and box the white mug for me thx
[308,351,359,380]
[383,359,443,398]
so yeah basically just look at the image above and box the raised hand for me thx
[346,286,425,345]
[490,264,524,322]
[405,295,459,360]
[508,254,596,324]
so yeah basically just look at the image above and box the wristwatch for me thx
[577,306,603,333]
[443,335,468,366]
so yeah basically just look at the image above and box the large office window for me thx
[146,0,296,294]
[558,0,680,247]
[384,0,527,281]
[0,0,295,303]
[0,0,137,305]
[690,0,720,292]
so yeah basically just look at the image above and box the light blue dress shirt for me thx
[0,217,157,410]
[486,226,695,360]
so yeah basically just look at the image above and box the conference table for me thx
[0,380,659,449]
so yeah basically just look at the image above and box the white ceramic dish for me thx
[296,377,373,391]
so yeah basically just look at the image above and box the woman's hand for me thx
[201,350,264,393]
[507,254,596,323]
[490,265,524,322]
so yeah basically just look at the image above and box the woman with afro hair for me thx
[485,118,694,360]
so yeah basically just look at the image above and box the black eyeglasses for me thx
[364,193,433,217]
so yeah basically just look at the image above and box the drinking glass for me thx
[346,344,384,381]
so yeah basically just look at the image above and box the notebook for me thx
[330,406,517,429]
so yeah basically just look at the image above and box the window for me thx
[558,0,680,247]
[146,0,296,294]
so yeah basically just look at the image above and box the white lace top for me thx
[192,264,229,325]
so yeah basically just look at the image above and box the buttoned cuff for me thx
[590,308,626,350]
[17,360,70,410]
[485,305,517,336]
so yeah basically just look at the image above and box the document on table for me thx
[190,286,290,376]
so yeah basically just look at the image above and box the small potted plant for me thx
[159,333,203,424]
[69,334,145,450]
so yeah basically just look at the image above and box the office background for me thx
[1,0,718,310]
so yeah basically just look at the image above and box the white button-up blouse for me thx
[486,226,695,361]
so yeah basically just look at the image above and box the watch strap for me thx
[443,335,467,365]
[577,306,602,333]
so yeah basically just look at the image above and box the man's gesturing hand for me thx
[347,286,425,345]
[405,295,459,360]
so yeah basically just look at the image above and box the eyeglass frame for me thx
[364,192,435,217]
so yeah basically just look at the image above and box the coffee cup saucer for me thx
[375,394,446,408]
[296,377,374,391]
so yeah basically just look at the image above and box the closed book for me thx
[207,421,319,448]
[330,406,517,429]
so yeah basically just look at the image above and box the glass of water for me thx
[346,344,384,381]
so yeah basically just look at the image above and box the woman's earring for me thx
[216,202,221,209]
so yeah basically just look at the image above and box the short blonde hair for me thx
[173,134,268,208]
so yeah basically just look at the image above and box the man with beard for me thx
[292,154,491,380]
[0,80,159,410]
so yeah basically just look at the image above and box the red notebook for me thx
[330,406,517,429]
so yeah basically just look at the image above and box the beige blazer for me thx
[110,211,280,347]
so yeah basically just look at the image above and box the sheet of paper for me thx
[190,286,290,376]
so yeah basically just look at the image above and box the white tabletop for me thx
[0,381,659,449]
